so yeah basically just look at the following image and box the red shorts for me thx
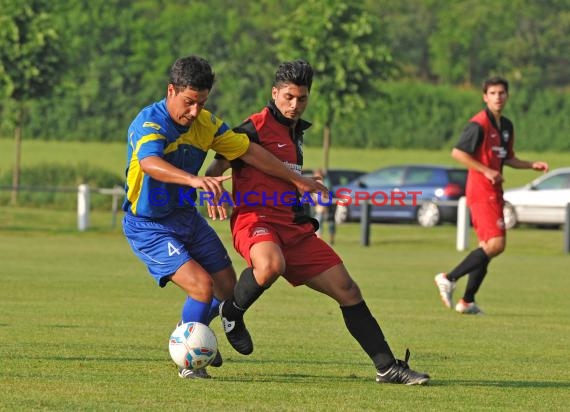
[469,200,506,242]
[231,211,342,286]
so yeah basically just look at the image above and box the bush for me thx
[305,81,570,151]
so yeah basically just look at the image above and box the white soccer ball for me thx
[168,322,218,370]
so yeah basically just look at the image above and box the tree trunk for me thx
[11,105,23,205]
[322,121,332,173]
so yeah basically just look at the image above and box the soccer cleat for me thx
[178,367,211,379]
[219,300,254,355]
[455,299,484,315]
[434,273,456,309]
[209,350,223,367]
[376,349,430,385]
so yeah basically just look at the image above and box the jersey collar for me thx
[485,107,502,131]
[267,100,312,132]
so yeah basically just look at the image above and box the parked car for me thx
[333,164,467,227]
[302,168,367,217]
[503,167,570,229]
[302,168,367,188]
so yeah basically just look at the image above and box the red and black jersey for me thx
[455,108,515,203]
[225,101,311,220]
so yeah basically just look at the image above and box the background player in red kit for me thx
[435,76,549,314]
[207,59,429,385]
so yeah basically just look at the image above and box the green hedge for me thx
[4,82,569,152]
[307,82,570,152]
[0,163,123,210]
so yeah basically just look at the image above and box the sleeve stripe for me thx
[134,133,166,155]
[214,122,230,137]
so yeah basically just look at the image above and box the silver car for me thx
[503,167,570,229]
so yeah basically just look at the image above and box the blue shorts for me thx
[122,208,232,287]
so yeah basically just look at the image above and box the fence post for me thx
[78,184,90,232]
[360,201,371,246]
[111,185,122,228]
[456,196,469,251]
[564,203,570,253]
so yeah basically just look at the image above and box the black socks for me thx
[447,247,490,282]
[230,267,267,313]
[341,301,395,372]
[446,247,491,303]
[463,265,488,303]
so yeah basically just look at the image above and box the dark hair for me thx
[274,59,313,92]
[482,76,509,94]
[169,55,215,93]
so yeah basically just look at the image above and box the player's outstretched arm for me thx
[239,143,328,195]
[205,158,231,177]
[140,156,230,203]
[504,157,549,173]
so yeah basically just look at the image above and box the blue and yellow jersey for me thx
[122,99,249,218]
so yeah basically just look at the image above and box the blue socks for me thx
[181,296,221,325]
[207,297,221,323]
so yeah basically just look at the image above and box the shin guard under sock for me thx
[341,301,395,371]
[463,262,489,303]
[181,296,210,324]
[223,267,268,319]
[447,247,490,282]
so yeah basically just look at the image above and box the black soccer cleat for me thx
[209,349,223,367]
[376,349,430,385]
[219,300,254,355]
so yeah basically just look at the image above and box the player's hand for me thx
[206,199,229,221]
[293,175,329,197]
[532,161,549,173]
[484,169,503,185]
[189,175,231,206]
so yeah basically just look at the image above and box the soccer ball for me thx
[168,322,218,370]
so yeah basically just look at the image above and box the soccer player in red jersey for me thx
[206,60,429,385]
[435,76,549,314]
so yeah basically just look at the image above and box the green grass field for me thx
[1,205,569,411]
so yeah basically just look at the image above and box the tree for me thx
[274,0,396,171]
[53,0,165,141]
[428,0,570,89]
[366,0,443,82]
[168,0,285,125]
[0,0,65,204]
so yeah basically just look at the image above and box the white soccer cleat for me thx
[455,299,483,315]
[178,367,211,379]
[434,273,456,309]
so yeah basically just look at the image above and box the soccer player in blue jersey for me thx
[122,55,326,379]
